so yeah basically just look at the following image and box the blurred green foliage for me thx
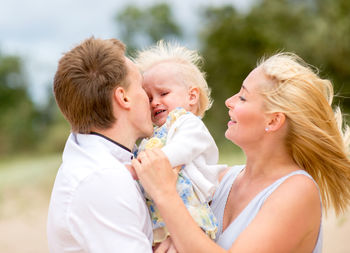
[200,0,350,143]
[0,51,70,157]
[115,3,182,56]
[115,0,349,145]
[0,0,349,156]
[0,52,38,154]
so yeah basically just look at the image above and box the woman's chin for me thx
[225,131,240,145]
[224,130,234,142]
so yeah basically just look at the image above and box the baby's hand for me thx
[153,237,178,253]
[132,149,178,202]
[125,164,138,180]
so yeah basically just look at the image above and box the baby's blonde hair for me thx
[258,52,350,215]
[133,40,212,117]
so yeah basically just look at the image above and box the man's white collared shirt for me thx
[47,133,153,253]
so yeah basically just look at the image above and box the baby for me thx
[134,41,226,244]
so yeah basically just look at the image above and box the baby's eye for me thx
[239,96,246,102]
[149,97,153,103]
[161,92,169,96]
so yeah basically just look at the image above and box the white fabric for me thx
[162,113,226,202]
[47,133,153,253]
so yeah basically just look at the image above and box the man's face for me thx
[124,57,153,139]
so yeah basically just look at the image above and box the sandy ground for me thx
[323,210,350,253]
[0,187,50,253]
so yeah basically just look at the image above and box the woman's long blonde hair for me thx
[259,53,350,215]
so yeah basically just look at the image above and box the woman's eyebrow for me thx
[242,85,249,93]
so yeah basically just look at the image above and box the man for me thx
[47,37,154,252]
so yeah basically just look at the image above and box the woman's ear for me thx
[188,87,200,106]
[114,87,131,109]
[266,112,286,132]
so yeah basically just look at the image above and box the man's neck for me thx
[90,127,136,151]
[90,131,132,152]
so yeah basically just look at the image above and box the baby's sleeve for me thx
[162,113,215,167]
[162,113,226,202]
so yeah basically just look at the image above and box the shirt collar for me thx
[74,133,134,164]
[90,132,131,153]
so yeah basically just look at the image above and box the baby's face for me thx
[142,63,193,126]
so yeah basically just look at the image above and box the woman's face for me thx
[225,67,270,148]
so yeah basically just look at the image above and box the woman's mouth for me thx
[228,120,237,126]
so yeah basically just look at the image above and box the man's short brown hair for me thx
[54,37,128,133]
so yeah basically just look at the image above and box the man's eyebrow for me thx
[242,85,249,93]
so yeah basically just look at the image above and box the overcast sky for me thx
[0,0,254,105]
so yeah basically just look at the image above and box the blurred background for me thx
[0,0,349,252]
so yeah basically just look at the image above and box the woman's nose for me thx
[225,95,235,108]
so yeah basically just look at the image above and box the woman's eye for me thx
[239,96,246,101]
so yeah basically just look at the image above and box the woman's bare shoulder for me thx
[263,172,321,222]
[231,173,321,252]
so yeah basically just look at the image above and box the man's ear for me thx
[266,112,286,132]
[188,87,200,106]
[114,87,131,109]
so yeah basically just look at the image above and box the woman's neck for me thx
[243,141,299,180]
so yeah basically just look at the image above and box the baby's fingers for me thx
[173,166,181,174]
[167,243,178,253]
[154,237,172,253]
[131,157,143,176]
[125,164,138,180]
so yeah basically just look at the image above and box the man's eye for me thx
[239,96,246,101]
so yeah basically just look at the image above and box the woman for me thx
[132,53,350,252]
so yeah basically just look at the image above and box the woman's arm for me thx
[132,149,321,253]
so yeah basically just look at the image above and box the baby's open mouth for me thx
[155,110,166,116]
